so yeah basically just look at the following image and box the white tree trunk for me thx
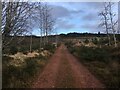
[30,35,32,52]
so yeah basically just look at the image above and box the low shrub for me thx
[2,56,47,88]
[36,54,47,60]
[116,34,120,41]
[18,46,29,53]
[76,46,110,62]
[10,46,18,54]
[2,56,13,65]
[66,44,119,88]
[24,57,40,77]
[3,46,20,55]
[84,61,120,88]
[84,39,89,44]
[3,64,24,88]
[65,41,74,49]
[43,44,56,53]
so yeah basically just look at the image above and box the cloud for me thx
[81,24,97,29]
[84,2,103,8]
[70,9,85,15]
[51,5,70,18]
[82,13,98,21]
[56,19,76,30]
[50,4,84,19]
[49,2,118,34]
[80,23,98,32]
[60,23,75,29]
[50,4,85,31]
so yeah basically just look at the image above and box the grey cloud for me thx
[56,19,76,29]
[49,2,115,33]
[50,5,84,19]
[61,23,75,29]
[70,10,85,14]
[82,13,98,21]
[81,23,97,30]
[66,2,103,10]
[51,5,71,19]
[84,2,103,9]
[81,24,96,29]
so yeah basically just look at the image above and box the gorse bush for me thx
[2,56,12,64]
[65,41,74,48]
[10,46,18,54]
[43,44,56,53]
[79,46,110,62]
[69,46,110,62]
[92,38,98,45]
[116,35,120,41]
[18,46,29,53]
[84,39,89,44]
[24,57,40,76]
[110,46,120,60]
[3,64,24,88]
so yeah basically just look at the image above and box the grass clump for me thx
[43,44,56,53]
[77,46,110,62]
[2,55,48,88]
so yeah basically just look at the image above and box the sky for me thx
[32,2,118,35]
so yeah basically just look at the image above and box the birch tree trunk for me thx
[108,2,117,47]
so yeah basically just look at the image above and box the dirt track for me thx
[32,44,105,88]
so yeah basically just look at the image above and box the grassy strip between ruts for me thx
[55,49,75,88]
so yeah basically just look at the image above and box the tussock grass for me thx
[2,55,48,88]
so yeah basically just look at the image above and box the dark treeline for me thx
[6,32,120,38]
[59,32,120,38]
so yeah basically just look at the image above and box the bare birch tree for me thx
[99,2,118,47]
[118,2,120,34]
[38,3,55,45]
[108,2,118,47]
[35,3,55,47]
[34,2,44,50]
[2,1,34,48]
[99,2,111,46]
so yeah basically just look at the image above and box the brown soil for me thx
[32,44,105,88]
